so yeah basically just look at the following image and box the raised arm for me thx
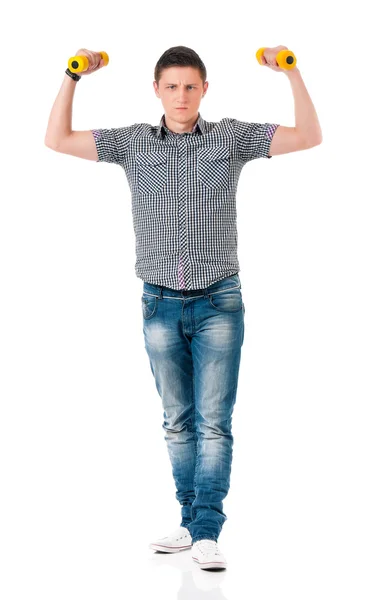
[44,49,105,161]
[260,46,323,156]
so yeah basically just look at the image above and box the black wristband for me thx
[65,68,81,82]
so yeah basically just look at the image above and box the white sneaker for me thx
[149,526,192,553]
[191,539,227,570]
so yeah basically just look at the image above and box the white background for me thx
[1,0,370,598]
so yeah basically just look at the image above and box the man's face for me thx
[153,66,208,122]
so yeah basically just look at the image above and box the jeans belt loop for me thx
[159,286,163,299]
[203,287,208,299]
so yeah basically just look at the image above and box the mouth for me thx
[176,107,188,110]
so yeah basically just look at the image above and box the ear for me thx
[153,80,160,97]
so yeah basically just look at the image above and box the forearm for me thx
[285,69,322,144]
[44,74,78,147]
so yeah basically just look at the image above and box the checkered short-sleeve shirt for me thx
[91,112,279,290]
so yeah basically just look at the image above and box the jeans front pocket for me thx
[208,286,243,313]
[135,151,168,196]
[142,293,158,320]
[197,146,230,190]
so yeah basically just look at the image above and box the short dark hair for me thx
[154,46,207,86]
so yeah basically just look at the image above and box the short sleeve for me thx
[91,124,138,164]
[232,119,280,164]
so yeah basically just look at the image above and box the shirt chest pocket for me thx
[197,146,230,190]
[135,151,168,196]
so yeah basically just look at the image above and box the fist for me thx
[260,45,289,72]
[74,48,105,76]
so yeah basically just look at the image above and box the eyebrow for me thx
[164,83,199,86]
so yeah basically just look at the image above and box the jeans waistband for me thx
[143,273,241,299]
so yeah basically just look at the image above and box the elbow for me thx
[306,135,323,149]
[44,138,55,149]
[310,128,323,147]
[44,138,59,151]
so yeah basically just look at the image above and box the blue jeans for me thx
[142,274,245,544]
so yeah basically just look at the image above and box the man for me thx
[45,44,322,570]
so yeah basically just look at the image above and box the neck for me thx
[164,112,199,134]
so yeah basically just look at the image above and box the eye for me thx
[167,86,194,89]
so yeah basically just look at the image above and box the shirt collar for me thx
[156,112,205,138]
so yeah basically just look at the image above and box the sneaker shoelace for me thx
[171,529,190,540]
[195,540,220,555]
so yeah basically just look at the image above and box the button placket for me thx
[177,137,191,290]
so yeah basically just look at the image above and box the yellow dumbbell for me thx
[68,51,109,73]
[256,47,297,70]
